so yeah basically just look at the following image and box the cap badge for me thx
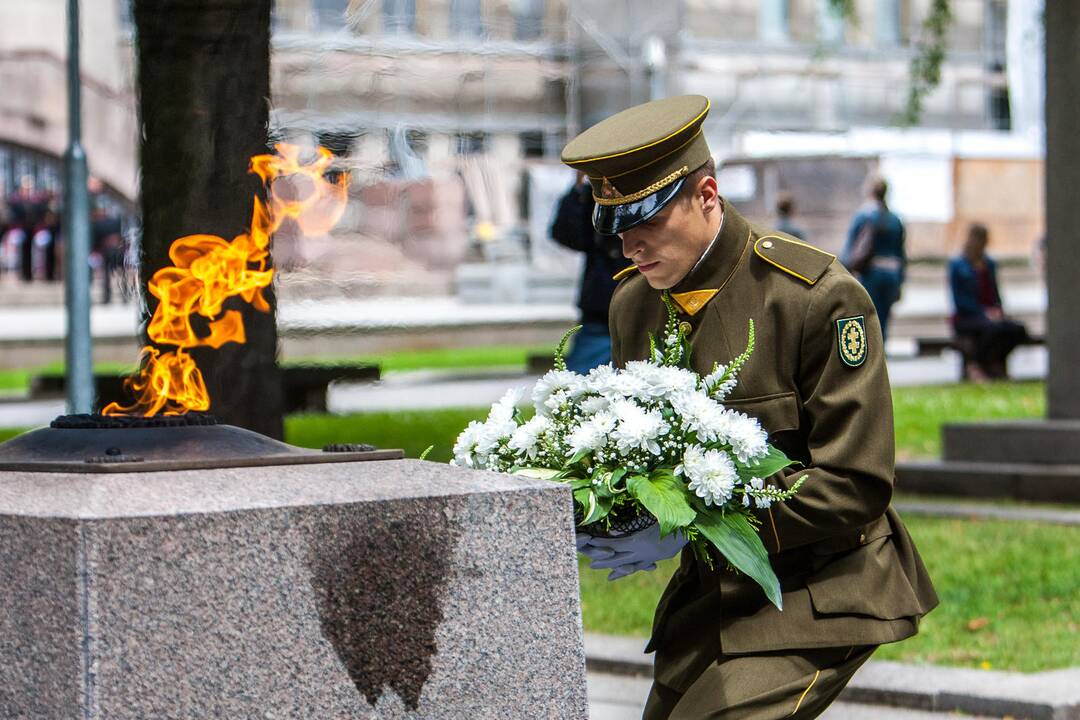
[599,177,624,200]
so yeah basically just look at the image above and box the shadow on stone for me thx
[308,499,463,710]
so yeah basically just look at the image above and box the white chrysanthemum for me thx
[584,364,618,395]
[532,369,580,409]
[566,411,617,456]
[604,370,652,401]
[678,445,739,506]
[508,414,552,460]
[625,361,698,400]
[579,394,610,414]
[542,389,571,415]
[451,420,486,468]
[724,410,769,463]
[489,387,523,424]
[609,398,669,455]
[668,389,729,442]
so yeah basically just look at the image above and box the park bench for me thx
[30,363,380,414]
[914,334,1045,358]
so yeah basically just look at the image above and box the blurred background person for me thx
[92,205,124,304]
[948,223,1030,382]
[842,177,906,339]
[775,191,806,241]
[550,172,631,373]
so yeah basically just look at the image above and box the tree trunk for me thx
[1044,3,1080,419]
[134,0,283,439]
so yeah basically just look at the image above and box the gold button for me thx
[679,321,692,335]
[859,533,867,544]
[761,240,774,249]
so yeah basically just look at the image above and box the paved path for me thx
[587,673,996,719]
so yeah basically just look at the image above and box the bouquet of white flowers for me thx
[451,294,805,609]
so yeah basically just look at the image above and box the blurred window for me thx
[317,130,361,157]
[759,0,790,42]
[876,0,903,46]
[312,0,347,30]
[817,0,845,46]
[983,0,1007,57]
[450,0,484,38]
[383,0,417,34]
[456,132,488,155]
[513,0,545,41]
[520,131,545,158]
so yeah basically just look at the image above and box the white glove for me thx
[576,523,688,580]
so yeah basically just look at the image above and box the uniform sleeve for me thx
[758,270,895,553]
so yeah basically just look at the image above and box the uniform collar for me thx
[669,201,753,316]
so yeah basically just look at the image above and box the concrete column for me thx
[1045,2,1080,419]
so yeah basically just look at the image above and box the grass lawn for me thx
[286,408,490,462]
[893,381,1044,459]
[0,428,24,443]
[579,516,1080,673]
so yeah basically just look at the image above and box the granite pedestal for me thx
[0,459,588,718]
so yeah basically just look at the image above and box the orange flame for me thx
[103,144,349,416]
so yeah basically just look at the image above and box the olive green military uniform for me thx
[611,203,938,718]
[561,96,938,720]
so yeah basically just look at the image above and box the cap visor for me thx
[592,177,686,235]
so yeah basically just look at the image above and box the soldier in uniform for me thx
[565,95,938,719]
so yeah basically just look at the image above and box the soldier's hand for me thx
[576,523,687,580]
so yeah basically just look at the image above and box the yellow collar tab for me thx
[670,289,719,316]
[612,265,640,281]
[753,235,834,285]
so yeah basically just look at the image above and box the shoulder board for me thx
[612,265,639,281]
[753,234,834,286]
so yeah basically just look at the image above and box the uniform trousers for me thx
[642,644,877,720]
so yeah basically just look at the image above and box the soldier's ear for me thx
[698,175,720,216]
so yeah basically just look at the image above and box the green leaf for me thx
[694,506,783,610]
[626,471,697,536]
[568,448,591,466]
[574,487,613,525]
[513,467,564,480]
[418,445,435,461]
[736,446,795,482]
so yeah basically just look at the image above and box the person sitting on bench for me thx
[948,223,1030,381]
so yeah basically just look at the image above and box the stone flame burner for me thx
[0,413,401,473]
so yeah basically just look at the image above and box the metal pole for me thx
[63,0,94,414]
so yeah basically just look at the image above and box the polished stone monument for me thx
[0,459,588,718]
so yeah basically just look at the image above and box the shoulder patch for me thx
[836,315,868,367]
[612,265,639,281]
[753,235,835,285]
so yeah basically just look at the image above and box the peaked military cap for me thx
[561,95,712,234]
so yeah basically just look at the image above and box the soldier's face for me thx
[618,177,721,289]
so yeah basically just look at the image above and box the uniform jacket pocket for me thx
[806,523,925,620]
